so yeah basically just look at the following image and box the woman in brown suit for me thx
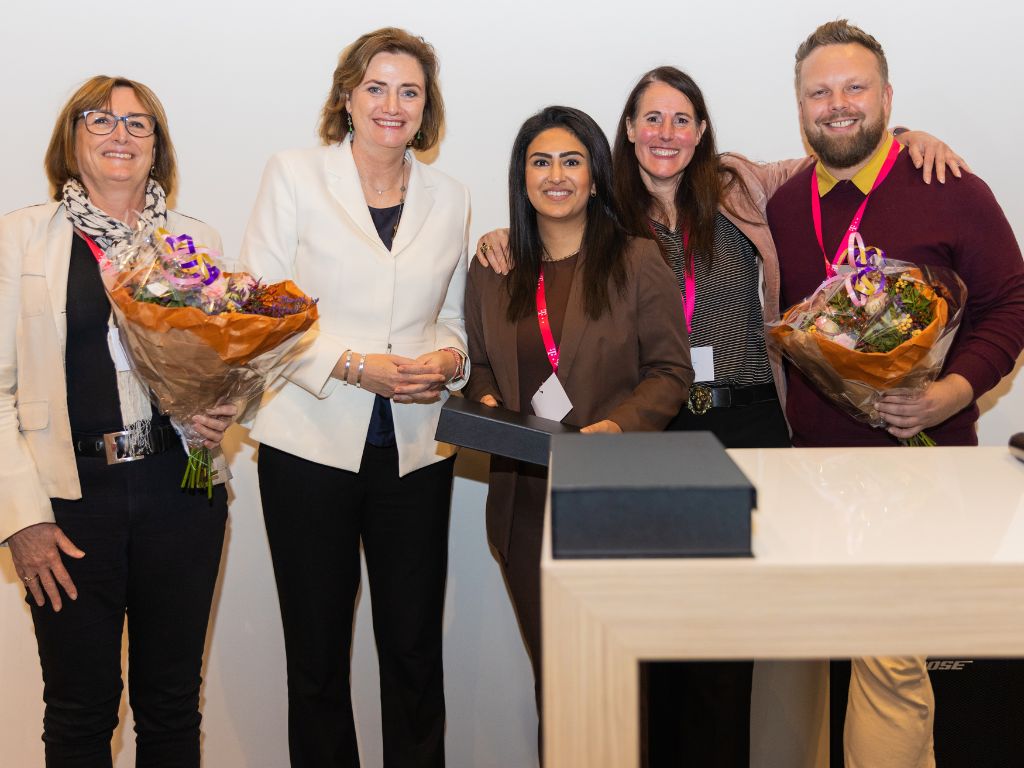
[464,106,693,719]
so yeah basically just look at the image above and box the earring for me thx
[347,113,354,134]
[590,190,597,198]
[416,129,423,142]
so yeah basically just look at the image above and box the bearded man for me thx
[767,19,1024,768]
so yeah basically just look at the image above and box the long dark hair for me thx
[506,106,628,322]
[611,66,754,271]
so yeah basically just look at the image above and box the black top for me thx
[365,204,403,447]
[64,233,165,434]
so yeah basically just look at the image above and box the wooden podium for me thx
[541,446,1024,767]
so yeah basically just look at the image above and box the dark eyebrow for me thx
[528,150,585,160]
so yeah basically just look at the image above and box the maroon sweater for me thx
[767,152,1024,447]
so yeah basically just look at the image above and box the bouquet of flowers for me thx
[766,234,966,445]
[99,228,318,494]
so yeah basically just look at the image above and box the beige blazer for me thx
[239,138,470,477]
[0,202,222,543]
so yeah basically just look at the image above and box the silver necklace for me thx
[361,158,407,198]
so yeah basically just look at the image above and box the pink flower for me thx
[201,277,227,305]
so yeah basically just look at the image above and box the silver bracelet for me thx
[355,354,366,388]
[341,349,353,385]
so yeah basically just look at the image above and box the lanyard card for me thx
[691,346,715,382]
[531,372,573,421]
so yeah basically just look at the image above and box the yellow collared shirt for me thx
[815,134,902,196]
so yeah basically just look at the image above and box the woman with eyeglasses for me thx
[0,75,235,767]
[464,106,692,745]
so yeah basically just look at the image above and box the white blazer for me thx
[0,202,223,543]
[239,138,470,477]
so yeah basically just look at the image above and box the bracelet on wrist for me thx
[341,349,353,385]
[355,354,366,388]
[442,347,466,384]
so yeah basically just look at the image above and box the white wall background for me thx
[1,1,1021,766]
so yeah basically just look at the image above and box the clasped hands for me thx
[337,350,457,404]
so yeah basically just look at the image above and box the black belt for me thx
[72,422,179,464]
[687,382,778,415]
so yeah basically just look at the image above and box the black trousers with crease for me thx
[258,442,454,768]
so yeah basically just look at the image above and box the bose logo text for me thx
[926,660,974,671]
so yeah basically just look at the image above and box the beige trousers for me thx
[844,657,935,768]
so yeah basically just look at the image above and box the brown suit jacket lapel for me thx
[553,253,589,390]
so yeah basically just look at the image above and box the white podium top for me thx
[731,446,1024,566]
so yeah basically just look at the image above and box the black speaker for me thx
[830,658,1024,766]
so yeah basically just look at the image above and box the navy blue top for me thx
[364,204,403,447]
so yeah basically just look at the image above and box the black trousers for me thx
[644,396,790,767]
[258,443,454,768]
[30,449,227,768]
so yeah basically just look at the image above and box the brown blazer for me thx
[464,236,694,558]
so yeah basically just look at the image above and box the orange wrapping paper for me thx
[108,278,317,366]
[766,262,966,429]
[769,290,949,390]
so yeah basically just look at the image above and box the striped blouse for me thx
[651,213,773,387]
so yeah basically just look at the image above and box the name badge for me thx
[531,372,573,421]
[691,346,715,382]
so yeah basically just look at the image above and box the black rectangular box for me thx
[435,396,578,466]
[549,432,754,558]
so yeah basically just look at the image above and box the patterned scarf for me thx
[62,177,168,448]
[62,177,167,249]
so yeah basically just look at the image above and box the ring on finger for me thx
[22,575,37,583]
[480,242,490,254]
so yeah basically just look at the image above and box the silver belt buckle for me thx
[103,430,146,465]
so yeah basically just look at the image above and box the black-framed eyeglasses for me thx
[79,109,157,138]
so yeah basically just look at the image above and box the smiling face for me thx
[74,86,155,201]
[626,81,706,194]
[524,127,593,228]
[798,43,893,175]
[345,51,426,152]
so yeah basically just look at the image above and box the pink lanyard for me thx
[78,230,105,263]
[680,231,694,335]
[536,269,560,372]
[810,140,900,278]
[649,223,695,334]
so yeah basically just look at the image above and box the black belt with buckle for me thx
[71,423,180,464]
[687,382,778,415]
